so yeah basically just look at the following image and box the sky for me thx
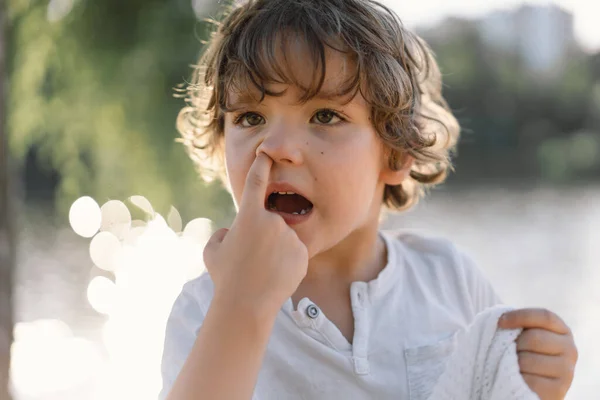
[381,0,600,53]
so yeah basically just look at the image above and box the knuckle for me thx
[565,324,573,336]
[500,311,512,324]
[202,242,214,262]
[571,343,579,363]
[565,363,576,379]
[248,171,265,189]
[202,247,213,269]
[526,329,543,349]
[564,333,579,361]
[518,353,531,371]
[560,353,576,373]
[540,308,555,324]
[203,239,214,254]
[567,350,578,367]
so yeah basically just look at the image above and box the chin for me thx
[294,231,321,258]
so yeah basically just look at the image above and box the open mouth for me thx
[266,191,314,215]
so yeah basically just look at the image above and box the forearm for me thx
[166,297,277,400]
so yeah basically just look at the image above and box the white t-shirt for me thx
[159,231,502,400]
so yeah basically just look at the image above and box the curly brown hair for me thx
[177,0,460,211]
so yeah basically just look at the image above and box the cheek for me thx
[326,134,382,178]
[317,139,382,207]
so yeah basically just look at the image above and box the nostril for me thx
[256,141,303,165]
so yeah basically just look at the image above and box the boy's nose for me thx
[256,128,304,165]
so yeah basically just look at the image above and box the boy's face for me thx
[223,49,407,258]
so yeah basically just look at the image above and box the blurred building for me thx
[478,4,575,77]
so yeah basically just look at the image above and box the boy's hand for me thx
[499,308,578,400]
[203,152,309,316]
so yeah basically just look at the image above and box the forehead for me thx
[282,39,355,92]
[224,32,360,107]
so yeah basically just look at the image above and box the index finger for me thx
[499,308,570,334]
[239,152,273,212]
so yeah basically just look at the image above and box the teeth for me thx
[270,208,310,215]
[291,209,310,215]
[268,191,312,216]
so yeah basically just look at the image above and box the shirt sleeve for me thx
[158,281,206,400]
[458,250,503,315]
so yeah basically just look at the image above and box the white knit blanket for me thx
[429,305,540,400]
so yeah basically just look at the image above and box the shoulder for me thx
[383,229,467,270]
[160,272,214,399]
[382,230,502,314]
[165,271,215,335]
[176,271,215,314]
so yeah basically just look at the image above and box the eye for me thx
[234,112,265,127]
[311,109,343,125]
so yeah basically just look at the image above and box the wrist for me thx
[211,291,281,332]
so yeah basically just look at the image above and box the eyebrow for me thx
[226,89,352,110]
[226,92,262,109]
[313,91,351,103]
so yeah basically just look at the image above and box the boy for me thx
[161,1,577,398]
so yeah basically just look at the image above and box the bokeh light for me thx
[89,231,122,272]
[49,196,213,399]
[128,195,155,218]
[10,319,103,398]
[100,200,132,239]
[87,276,118,316]
[68,196,101,238]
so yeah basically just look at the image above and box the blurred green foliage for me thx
[420,19,600,182]
[6,1,600,221]
[7,0,234,224]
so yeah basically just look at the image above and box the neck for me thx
[303,220,387,287]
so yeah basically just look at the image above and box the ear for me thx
[381,152,414,186]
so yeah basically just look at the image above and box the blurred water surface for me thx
[12,185,600,399]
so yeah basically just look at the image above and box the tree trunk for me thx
[0,0,14,397]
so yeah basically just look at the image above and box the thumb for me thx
[203,228,229,269]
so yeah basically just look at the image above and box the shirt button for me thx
[306,304,320,319]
